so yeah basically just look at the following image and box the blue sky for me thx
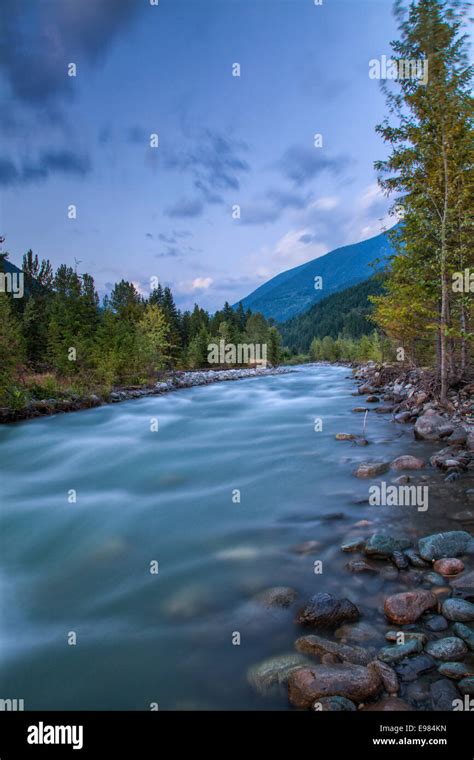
[0,0,399,311]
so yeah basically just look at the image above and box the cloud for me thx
[145,232,153,239]
[163,130,250,201]
[0,148,91,186]
[155,246,180,259]
[241,188,311,226]
[0,0,142,107]
[276,145,351,186]
[164,198,204,219]
[158,230,192,245]
[192,277,213,290]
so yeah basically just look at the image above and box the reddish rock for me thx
[391,455,425,470]
[354,462,390,478]
[288,664,381,708]
[433,558,464,577]
[384,590,438,624]
[335,433,356,441]
[368,661,399,694]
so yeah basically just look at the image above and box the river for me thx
[0,365,471,710]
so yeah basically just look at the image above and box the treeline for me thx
[309,331,395,363]
[0,249,281,408]
[371,0,473,400]
[280,276,385,354]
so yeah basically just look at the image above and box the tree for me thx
[0,294,25,406]
[138,304,170,374]
[267,326,282,365]
[373,0,473,400]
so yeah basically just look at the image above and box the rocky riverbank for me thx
[0,366,292,424]
[245,361,474,711]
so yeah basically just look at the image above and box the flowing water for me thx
[0,365,472,710]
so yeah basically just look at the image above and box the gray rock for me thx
[452,622,474,650]
[425,637,468,661]
[423,571,446,586]
[438,662,473,680]
[404,548,430,569]
[391,551,409,570]
[247,653,308,695]
[365,533,412,558]
[395,654,436,682]
[295,593,360,629]
[424,614,449,632]
[295,634,373,665]
[418,531,474,561]
[414,411,454,441]
[458,677,474,695]
[354,462,390,478]
[442,598,474,622]
[253,586,298,608]
[430,678,460,710]
[378,638,423,664]
[312,696,357,711]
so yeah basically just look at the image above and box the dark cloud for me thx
[164,198,204,219]
[0,149,91,186]
[0,0,142,107]
[240,188,311,226]
[163,130,250,200]
[276,146,351,186]
[299,232,319,244]
[145,233,153,239]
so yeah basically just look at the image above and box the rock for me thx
[312,696,356,711]
[295,593,360,629]
[335,621,379,644]
[254,586,298,608]
[430,678,460,710]
[352,407,368,413]
[378,639,423,664]
[354,462,390,478]
[442,598,474,622]
[341,538,366,553]
[287,663,381,708]
[391,551,409,570]
[418,531,474,561]
[404,548,430,569]
[438,662,473,680]
[291,540,321,555]
[414,411,454,441]
[385,631,427,645]
[295,635,373,665]
[395,654,436,682]
[361,696,412,711]
[392,475,410,485]
[451,569,474,590]
[335,433,356,441]
[447,428,468,446]
[247,653,309,695]
[368,660,399,694]
[423,571,446,587]
[321,653,339,665]
[346,559,378,574]
[453,510,474,524]
[391,455,425,470]
[452,622,474,650]
[458,677,474,695]
[424,614,449,632]
[384,590,438,624]
[433,558,465,576]
[365,533,411,558]
[425,637,468,661]
[380,566,399,582]
[366,395,380,403]
[375,406,395,414]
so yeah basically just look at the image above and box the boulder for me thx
[295,634,373,665]
[384,590,437,624]
[288,663,381,708]
[442,598,474,622]
[295,593,360,629]
[414,411,454,441]
[433,558,464,576]
[391,455,425,470]
[354,462,390,478]
[425,637,468,661]
[418,531,474,561]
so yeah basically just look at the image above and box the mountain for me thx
[234,229,394,323]
[279,275,385,353]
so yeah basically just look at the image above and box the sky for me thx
[0,0,400,312]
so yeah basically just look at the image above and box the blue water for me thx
[0,365,470,709]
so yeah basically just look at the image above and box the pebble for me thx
[425,636,468,661]
[442,598,474,622]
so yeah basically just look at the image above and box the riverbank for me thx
[0,366,292,424]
